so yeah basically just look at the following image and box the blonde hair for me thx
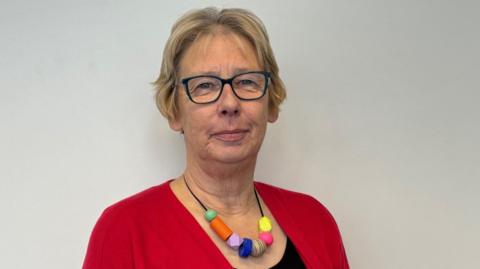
[153,7,286,121]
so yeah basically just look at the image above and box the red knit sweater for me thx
[83,180,349,269]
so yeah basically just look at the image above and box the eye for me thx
[188,77,221,96]
[197,82,215,89]
[234,77,262,92]
[234,73,265,91]
[238,79,255,85]
[192,83,215,96]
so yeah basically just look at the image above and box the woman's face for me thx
[171,31,278,165]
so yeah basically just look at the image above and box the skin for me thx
[169,29,287,268]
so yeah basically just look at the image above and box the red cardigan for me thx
[83,180,349,269]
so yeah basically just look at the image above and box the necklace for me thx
[183,175,274,258]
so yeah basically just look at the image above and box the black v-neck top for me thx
[269,237,306,268]
[233,237,306,269]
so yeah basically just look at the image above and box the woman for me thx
[83,7,349,269]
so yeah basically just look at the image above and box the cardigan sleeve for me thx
[82,205,134,269]
[307,195,349,269]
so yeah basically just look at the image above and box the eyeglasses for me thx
[180,71,270,104]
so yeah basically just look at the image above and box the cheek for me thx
[257,99,271,120]
[182,107,214,134]
[245,102,269,130]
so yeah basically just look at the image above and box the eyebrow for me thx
[189,68,260,78]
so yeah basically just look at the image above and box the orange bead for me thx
[210,216,233,241]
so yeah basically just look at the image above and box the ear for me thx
[168,116,183,133]
[267,109,278,123]
[168,87,184,133]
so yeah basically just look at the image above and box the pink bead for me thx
[259,232,273,246]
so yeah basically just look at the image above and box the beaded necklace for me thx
[183,175,274,258]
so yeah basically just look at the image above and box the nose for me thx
[217,83,240,117]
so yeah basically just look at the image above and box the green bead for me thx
[205,209,217,222]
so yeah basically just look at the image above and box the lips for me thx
[211,129,249,142]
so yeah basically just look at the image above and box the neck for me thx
[183,155,257,216]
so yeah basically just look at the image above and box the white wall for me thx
[1,0,479,268]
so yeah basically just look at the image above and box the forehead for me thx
[178,31,261,77]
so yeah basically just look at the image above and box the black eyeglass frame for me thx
[180,71,271,104]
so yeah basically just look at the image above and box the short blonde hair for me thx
[153,7,286,121]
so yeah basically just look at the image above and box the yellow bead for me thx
[258,216,272,232]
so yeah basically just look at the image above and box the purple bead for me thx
[226,233,244,249]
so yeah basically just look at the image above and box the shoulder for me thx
[255,181,349,268]
[91,180,177,235]
[83,181,174,268]
[255,181,333,218]
[100,180,172,219]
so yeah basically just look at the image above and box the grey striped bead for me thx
[251,239,268,257]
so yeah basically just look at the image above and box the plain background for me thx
[1,0,479,268]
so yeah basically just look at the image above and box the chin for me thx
[209,146,258,164]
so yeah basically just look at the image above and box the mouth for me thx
[211,129,249,142]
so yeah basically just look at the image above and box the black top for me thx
[270,237,306,268]
[233,237,306,269]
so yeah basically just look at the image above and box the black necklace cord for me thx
[183,175,208,211]
[183,175,265,217]
[253,187,265,217]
